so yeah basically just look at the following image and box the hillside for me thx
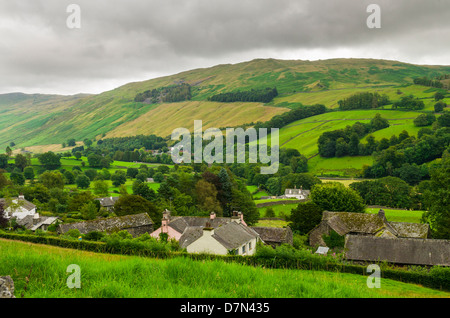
[1,58,449,150]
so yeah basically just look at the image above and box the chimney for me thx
[18,194,25,200]
[378,209,386,221]
[210,212,216,221]
[161,210,171,233]
[203,222,214,236]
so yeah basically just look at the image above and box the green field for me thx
[1,239,447,298]
[366,208,424,223]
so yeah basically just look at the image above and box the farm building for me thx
[95,196,119,212]
[345,235,450,266]
[252,227,293,247]
[309,209,430,247]
[58,213,154,237]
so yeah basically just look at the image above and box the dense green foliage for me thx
[318,114,390,158]
[310,182,366,213]
[338,92,390,110]
[134,83,192,103]
[208,87,278,103]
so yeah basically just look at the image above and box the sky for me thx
[0,0,449,95]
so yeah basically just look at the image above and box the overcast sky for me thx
[1,0,449,95]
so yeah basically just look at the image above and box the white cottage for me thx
[181,221,261,256]
[1,195,37,220]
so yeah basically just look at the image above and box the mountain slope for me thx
[1,58,449,150]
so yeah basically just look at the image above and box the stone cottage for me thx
[58,213,154,237]
[309,209,430,247]
[251,227,293,247]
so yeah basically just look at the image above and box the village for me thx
[2,186,449,267]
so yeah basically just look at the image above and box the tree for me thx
[414,113,436,127]
[67,139,76,147]
[92,179,109,197]
[264,207,275,218]
[0,202,8,228]
[153,172,165,183]
[217,168,233,217]
[195,179,223,215]
[80,201,98,220]
[434,91,445,101]
[132,181,157,202]
[10,171,25,186]
[84,169,98,181]
[14,154,28,171]
[126,167,139,179]
[23,167,35,180]
[370,113,390,131]
[5,146,12,157]
[114,195,161,227]
[289,201,324,235]
[38,152,61,170]
[40,171,65,189]
[75,174,91,189]
[0,154,8,169]
[310,182,365,213]
[422,156,450,239]
[67,191,95,212]
[111,171,127,187]
[74,151,82,160]
[434,101,446,113]
[64,170,75,184]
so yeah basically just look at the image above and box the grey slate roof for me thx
[345,235,450,266]
[0,197,36,211]
[252,227,293,245]
[95,197,119,207]
[58,213,153,235]
[30,217,59,231]
[212,222,260,250]
[169,216,234,235]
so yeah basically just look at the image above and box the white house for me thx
[181,221,261,256]
[284,187,310,200]
[1,195,37,220]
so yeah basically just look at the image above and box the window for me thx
[249,242,252,250]
[242,245,246,254]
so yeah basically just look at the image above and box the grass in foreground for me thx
[1,239,448,298]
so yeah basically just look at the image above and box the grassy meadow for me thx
[1,239,448,298]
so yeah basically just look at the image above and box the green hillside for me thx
[1,58,449,151]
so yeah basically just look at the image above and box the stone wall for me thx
[0,276,15,298]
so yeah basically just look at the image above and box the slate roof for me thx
[30,217,59,231]
[212,222,260,250]
[252,227,293,245]
[95,197,119,207]
[309,210,431,247]
[0,197,36,211]
[169,216,235,235]
[58,213,153,235]
[345,235,450,266]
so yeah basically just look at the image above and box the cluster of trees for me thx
[337,92,390,110]
[208,87,278,103]
[362,122,450,185]
[392,95,425,110]
[134,83,192,103]
[413,76,444,88]
[318,114,390,158]
[96,135,167,152]
[414,113,436,127]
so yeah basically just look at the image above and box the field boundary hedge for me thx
[0,232,448,291]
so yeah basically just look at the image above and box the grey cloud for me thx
[0,0,449,94]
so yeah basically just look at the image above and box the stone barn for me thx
[58,213,154,238]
